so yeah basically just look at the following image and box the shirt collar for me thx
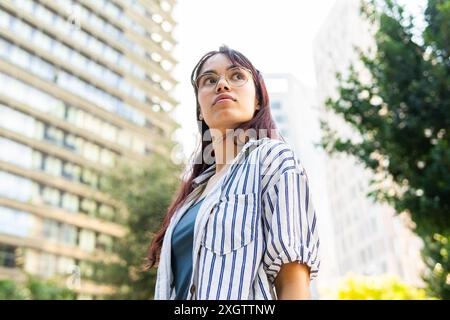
[191,137,269,188]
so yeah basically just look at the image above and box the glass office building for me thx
[0,0,178,298]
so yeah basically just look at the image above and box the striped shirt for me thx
[154,137,320,300]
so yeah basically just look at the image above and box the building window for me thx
[84,113,101,135]
[0,244,17,268]
[81,169,98,188]
[53,14,71,37]
[0,171,33,202]
[271,101,281,110]
[38,252,57,277]
[0,37,10,57]
[64,133,77,151]
[43,219,77,246]
[89,14,105,31]
[35,5,54,26]
[60,223,77,246]
[43,155,62,176]
[117,131,132,147]
[62,162,81,182]
[43,219,59,242]
[9,44,30,69]
[70,51,88,70]
[44,125,64,145]
[0,104,35,138]
[29,55,55,81]
[0,11,10,29]
[33,29,52,52]
[0,206,35,238]
[79,229,96,252]
[41,186,61,207]
[100,149,115,167]
[104,45,119,63]
[72,29,89,47]
[32,150,43,170]
[57,256,75,275]
[0,137,33,168]
[62,192,79,213]
[53,41,71,61]
[104,2,121,19]
[65,106,79,125]
[80,198,97,217]
[82,142,100,163]
[100,122,118,142]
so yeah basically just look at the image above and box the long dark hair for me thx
[146,45,279,269]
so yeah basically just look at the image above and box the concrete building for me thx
[313,0,424,296]
[265,73,340,299]
[0,0,178,299]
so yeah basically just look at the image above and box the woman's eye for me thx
[232,72,244,80]
[205,77,217,84]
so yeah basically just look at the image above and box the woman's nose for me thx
[215,76,230,92]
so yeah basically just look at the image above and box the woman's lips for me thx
[214,98,234,105]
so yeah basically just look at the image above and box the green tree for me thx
[0,279,28,299]
[26,275,76,300]
[89,151,182,299]
[320,0,449,298]
[0,275,76,300]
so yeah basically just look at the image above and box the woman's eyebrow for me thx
[200,64,239,75]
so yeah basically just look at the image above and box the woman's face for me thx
[197,53,259,133]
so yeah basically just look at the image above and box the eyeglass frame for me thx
[193,66,254,90]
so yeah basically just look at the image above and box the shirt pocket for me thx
[201,192,258,255]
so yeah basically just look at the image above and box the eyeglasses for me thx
[194,66,253,90]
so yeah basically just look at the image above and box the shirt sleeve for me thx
[260,141,320,284]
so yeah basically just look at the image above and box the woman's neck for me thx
[211,130,243,174]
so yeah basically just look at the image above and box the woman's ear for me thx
[255,99,260,110]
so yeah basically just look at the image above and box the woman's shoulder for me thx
[256,138,307,185]
[257,138,302,167]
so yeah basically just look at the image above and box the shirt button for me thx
[190,284,196,294]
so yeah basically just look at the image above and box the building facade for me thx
[0,0,178,299]
[265,73,340,299]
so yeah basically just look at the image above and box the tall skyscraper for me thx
[265,73,340,298]
[313,0,424,294]
[0,0,178,299]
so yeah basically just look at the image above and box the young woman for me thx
[148,46,320,300]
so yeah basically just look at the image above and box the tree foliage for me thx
[0,275,76,300]
[320,0,449,298]
[88,150,182,299]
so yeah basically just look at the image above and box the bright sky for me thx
[169,0,426,162]
[170,0,337,162]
